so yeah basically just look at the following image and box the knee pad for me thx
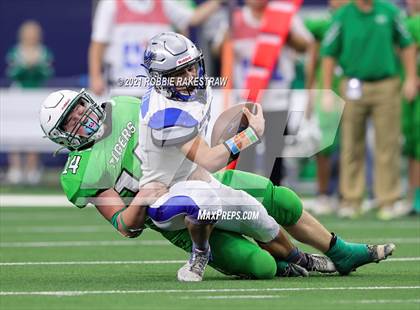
[247,249,277,279]
[271,186,303,226]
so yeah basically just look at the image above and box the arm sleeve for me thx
[320,17,342,58]
[393,10,413,48]
[148,108,199,147]
[163,0,194,31]
[91,0,116,43]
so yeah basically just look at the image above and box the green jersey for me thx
[61,96,141,208]
[59,95,187,240]
[6,45,53,88]
[321,0,413,80]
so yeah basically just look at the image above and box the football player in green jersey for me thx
[39,89,395,279]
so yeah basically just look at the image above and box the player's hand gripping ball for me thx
[211,102,259,147]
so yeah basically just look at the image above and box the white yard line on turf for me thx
[0,195,72,207]
[0,260,185,266]
[180,295,285,300]
[1,257,418,267]
[182,297,420,302]
[383,257,420,262]
[359,237,420,244]
[329,222,420,229]
[5,226,109,233]
[181,297,420,302]
[0,240,170,248]
[1,286,419,297]
[335,299,420,304]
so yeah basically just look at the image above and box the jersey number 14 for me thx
[63,156,81,175]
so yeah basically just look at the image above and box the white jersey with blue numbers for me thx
[138,86,212,187]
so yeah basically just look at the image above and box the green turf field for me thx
[0,204,419,310]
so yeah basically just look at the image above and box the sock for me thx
[275,260,289,276]
[192,241,209,253]
[191,242,212,263]
[325,233,369,275]
[325,235,349,260]
[414,188,420,213]
[285,247,308,268]
[329,233,338,250]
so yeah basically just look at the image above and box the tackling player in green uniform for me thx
[39,89,395,279]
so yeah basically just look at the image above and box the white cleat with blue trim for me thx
[177,247,211,282]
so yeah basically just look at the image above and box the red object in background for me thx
[229,0,302,170]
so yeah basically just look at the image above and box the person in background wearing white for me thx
[211,0,314,184]
[89,0,224,97]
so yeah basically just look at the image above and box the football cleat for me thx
[305,254,336,273]
[177,247,211,282]
[277,263,309,277]
[367,243,396,263]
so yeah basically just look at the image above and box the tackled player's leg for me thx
[156,226,313,279]
[149,176,334,278]
[148,180,222,282]
[214,169,395,275]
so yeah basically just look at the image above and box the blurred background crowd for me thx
[0,0,418,220]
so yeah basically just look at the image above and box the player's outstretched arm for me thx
[181,104,265,173]
[181,136,231,173]
[95,183,167,238]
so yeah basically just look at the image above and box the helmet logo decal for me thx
[144,50,155,69]
[177,55,192,65]
[61,99,71,111]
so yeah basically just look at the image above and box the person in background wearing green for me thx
[321,0,417,220]
[304,0,349,216]
[5,20,53,185]
[403,0,420,214]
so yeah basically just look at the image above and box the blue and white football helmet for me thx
[143,32,206,101]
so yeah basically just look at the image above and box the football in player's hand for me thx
[211,102,258,147]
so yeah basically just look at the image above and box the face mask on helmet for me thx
[56,91,106,150]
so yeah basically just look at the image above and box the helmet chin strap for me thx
[53,145,67,157]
